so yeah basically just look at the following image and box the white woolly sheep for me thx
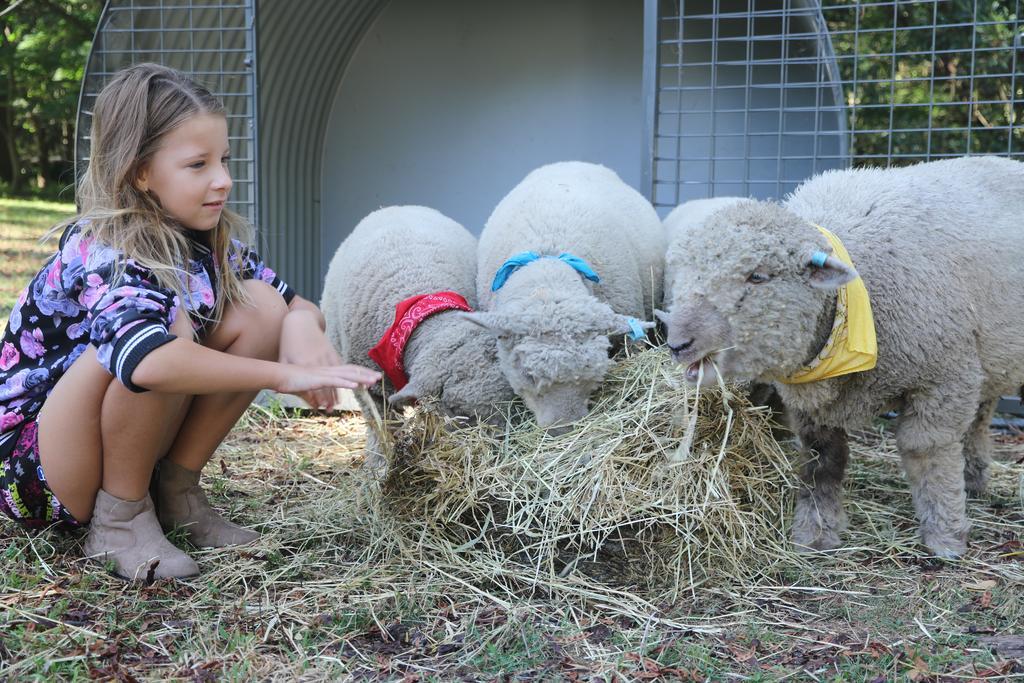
[469,161,666,428]
[662,198,747,302]
[662,197,789,436]
[660,156,1024,558]
[321,206,515,465]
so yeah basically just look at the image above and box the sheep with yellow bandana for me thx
[659,156,1024,558]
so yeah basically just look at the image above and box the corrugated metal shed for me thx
[77,0,850,301]
[255,0,385,299]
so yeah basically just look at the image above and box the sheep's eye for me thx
[747,271,770,284]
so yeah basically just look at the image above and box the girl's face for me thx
[136,113,233,231]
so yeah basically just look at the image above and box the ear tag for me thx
[626,317,646,341]
[810,251,829,268]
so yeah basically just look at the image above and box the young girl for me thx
[0,63,380,580]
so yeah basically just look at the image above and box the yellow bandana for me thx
[779,225,877,385]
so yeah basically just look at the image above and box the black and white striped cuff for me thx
[110,323,177,393]
[273,279,296,305]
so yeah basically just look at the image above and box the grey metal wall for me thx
[255,0,386,299]
[80,0,1022,304]
[318,0,646,278]
[77,0,852,301]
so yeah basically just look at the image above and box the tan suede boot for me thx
[83,489,199,580]
[153,459,259,548]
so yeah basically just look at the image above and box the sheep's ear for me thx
[458,311,512,335]
[806,252,858,290]
[387,382,420,408]
[653,308,671,324]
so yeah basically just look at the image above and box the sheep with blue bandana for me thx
[321,206,514,468]
[468,161,665,429]
[659,156,1024,558]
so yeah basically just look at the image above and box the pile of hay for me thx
[359,347,796,605]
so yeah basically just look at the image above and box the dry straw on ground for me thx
[350,347,797,616]
[3,382,1022,679]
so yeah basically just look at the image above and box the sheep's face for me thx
[462,301,636,429]
[497,334,610,429]
[663,200,857,385]
[393,316,515,425]
[438,330,516,424]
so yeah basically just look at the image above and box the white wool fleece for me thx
[661,156,1024,558]
[471,161,666,428]
[321,206,514,462]
[662,197,747,303]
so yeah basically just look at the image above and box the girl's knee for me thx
[240,279,289,332]
[206,280,289,357]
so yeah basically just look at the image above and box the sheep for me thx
[468,161,666,428]
[662,197,788,435]
[662,198,747,302]
[659,156,1024,558]
[321,206,515,466]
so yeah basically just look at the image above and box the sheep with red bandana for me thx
[321,206,514,468]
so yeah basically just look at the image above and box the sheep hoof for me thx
[790,527,842,552]
[921,532,967,559]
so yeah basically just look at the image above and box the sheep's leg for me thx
[962,397,998,497]
[790,419,849,552]
[353,389,390,474]
[897,389,975,558]
[363,427,387,473]
[748,382,790,440]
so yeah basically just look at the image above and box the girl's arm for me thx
[278,294,354,409]
[131,336,379,395]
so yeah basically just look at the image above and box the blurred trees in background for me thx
[824,0,1022,165]
[0,1,1020,198]
[1,0,102,198]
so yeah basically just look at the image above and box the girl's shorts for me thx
[0,419,82,530]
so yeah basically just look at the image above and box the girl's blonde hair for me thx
[55,62,254,331]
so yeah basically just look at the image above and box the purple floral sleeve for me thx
[61,231,178,392]
[230,239,296,304]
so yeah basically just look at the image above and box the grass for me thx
[1,196,1023,680]
[3,412,1021,680]
[0,197,75,321]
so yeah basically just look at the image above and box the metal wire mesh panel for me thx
[75,0,258,223]
[824,0,1023,165]
[646,0,1024,208]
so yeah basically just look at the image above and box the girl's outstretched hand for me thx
[278,305,379,409]
[274,363,380,398]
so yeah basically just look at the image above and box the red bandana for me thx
[367,291,473,390]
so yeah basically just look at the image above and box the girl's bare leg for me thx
[163,280,288,472]
[37,314,192,523]
[152,280,288,547]
[37,311,199,580]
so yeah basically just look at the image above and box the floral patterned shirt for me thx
[0,223,294,452]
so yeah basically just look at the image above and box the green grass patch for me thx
[0,197,76,321]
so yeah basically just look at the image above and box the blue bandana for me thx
[490,251,648,341]
[490,251,601,292]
